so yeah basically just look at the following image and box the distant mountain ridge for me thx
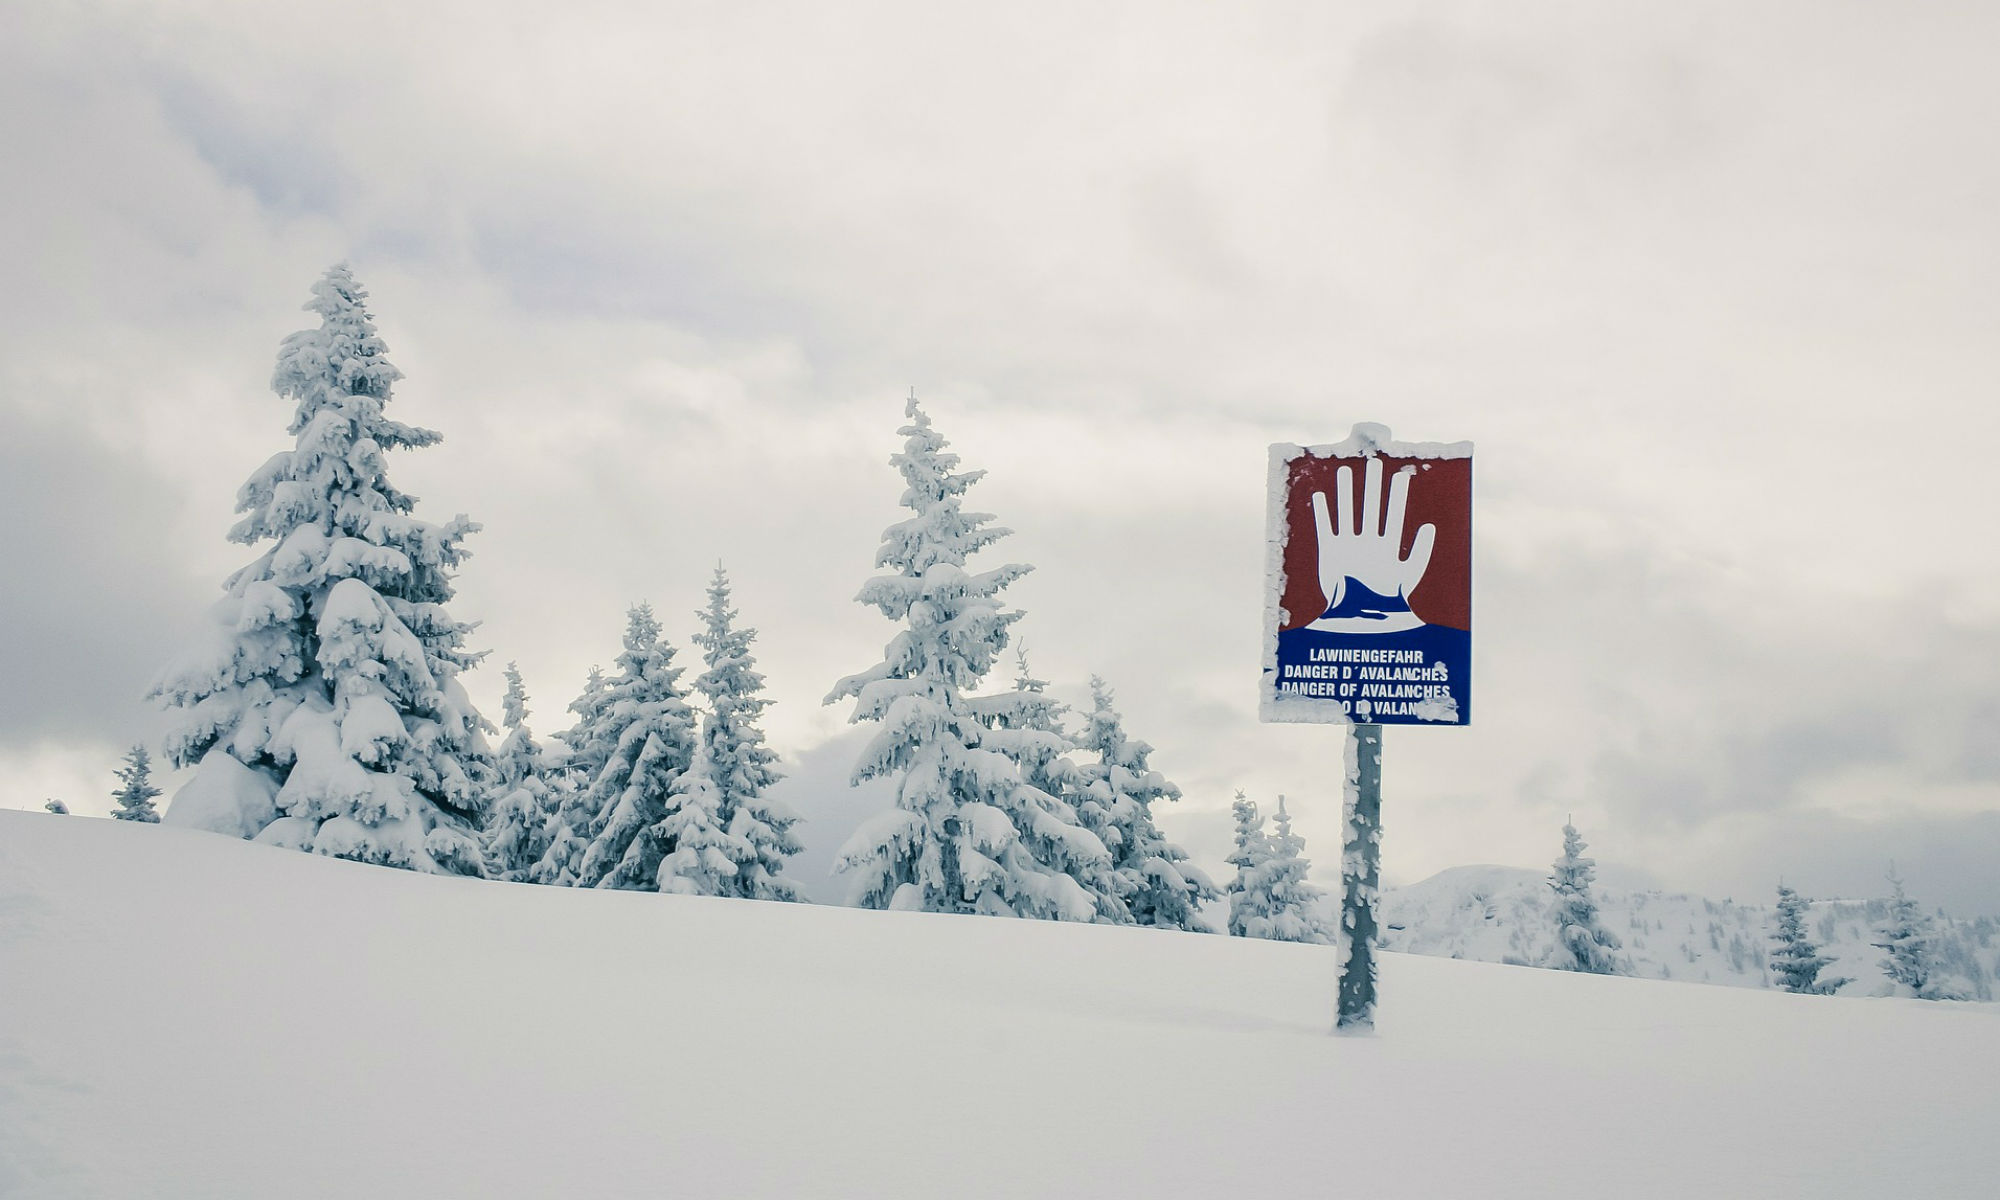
[1378,864,1999,1000]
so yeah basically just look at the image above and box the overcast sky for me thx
[5,0,1997,912]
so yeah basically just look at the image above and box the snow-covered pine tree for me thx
[148,265,488,875]
[826,397,1105,920]
[966,650,1123,922]
[110,745,163,823]
[1226,791,1274,936]
[485,663,556,882]
[1546,820,1624,974]
[1226,793,1331,943]
[656,565,802,900]
[557,665,612,788]
[527,664,610,886]
[527,786,587,887]
[1263,796,1333,943]
[1072,677,1217,931]
[574,604,698,891]
[651,742,745,896]
[1770,883,1844,995]
[43,799,69,815]
[1874,868,1950,999]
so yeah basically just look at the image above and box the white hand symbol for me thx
[1308,456,1434,633]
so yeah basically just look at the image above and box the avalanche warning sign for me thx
[1262,423,1472,726]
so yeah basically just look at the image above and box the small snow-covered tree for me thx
[527,787,587,887]
[148,265,488,875]
[1226,793,1330,943]
[1226,792,1274,936]
[969,650,1124,921]
[1546,820,1624,974]
[110,745,163,823]
[991,651,1069,806]
[528,664,610,886]
[44,798,69,815]
[1265,796,1333,943]
[556,665,612,788]
[1073,677,1217,931]
[1770,883,1844,995]
[652,743,746,896]
[485,664,556,882]
[574,604,698,891]
[656,565,802,900]
[826,398,1105,920]
[1874,869,1953,999]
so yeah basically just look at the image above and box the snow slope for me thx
[3,810,1997,1199]
[1382,864,2000,999]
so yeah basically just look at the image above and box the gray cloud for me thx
[0,410,211,748]
[1616,809,2000,919]
[148,68,349,222]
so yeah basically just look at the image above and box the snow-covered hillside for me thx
[4,811,1997,1199]
[1381,864,2000,999]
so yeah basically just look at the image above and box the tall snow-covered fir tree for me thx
[485,663,556,882]
[1227,793,1331,943]
[1770,883,1843,995]
[148,265,489,875]
[826,397,1106,920]
[1545,821,1624,974]
[656,566,802,900]
[1072,677,1216,931]
[1874,869,1951,999]
[573,604,699,891]
[110,745,163,823]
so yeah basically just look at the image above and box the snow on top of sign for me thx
[1277,422,1474,464]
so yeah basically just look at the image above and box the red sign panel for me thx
[1262,425,1472,725]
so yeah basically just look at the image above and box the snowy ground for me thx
[4,810,1998,1199]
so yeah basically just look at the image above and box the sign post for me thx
[1261,423,1472,1034]
[1336,722,1383,1030]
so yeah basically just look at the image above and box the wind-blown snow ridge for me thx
[3,810,1996,1199]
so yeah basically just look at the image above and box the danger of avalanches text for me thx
[1277,648,1451,713]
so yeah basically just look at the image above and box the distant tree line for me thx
[1542,820,1969,1001]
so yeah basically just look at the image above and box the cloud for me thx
[0,409,212,749]
[1621,808,2000,918]
[0,1,1995,918]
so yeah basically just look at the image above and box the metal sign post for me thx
[1337,722,1383,1031]
[1260,423,1471,1036]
